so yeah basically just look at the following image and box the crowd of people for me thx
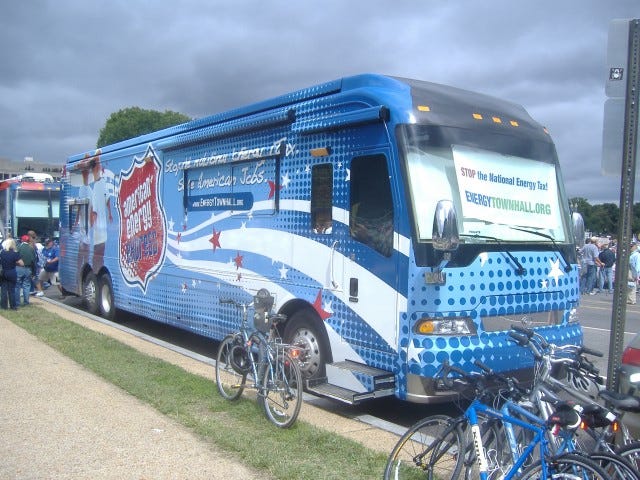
[0,231,61,310]
[578,236,640,305]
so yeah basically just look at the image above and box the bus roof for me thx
[69,73,545,162]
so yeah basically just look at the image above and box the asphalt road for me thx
[576,291,639,378]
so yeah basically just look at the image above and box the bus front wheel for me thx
[83,272,99,315]
[284,310,330,381]
[98,273,115,320]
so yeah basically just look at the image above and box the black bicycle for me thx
[215,289,303,428]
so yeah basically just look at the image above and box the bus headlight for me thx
[414,317,476,335]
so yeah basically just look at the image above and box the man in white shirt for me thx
[628,242,640,305]
[90,151,112,272]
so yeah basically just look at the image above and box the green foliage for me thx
[569,197,638,236]
[9,307,387,480]
[97,107,191,147]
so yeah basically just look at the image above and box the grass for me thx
[7,305,388,479]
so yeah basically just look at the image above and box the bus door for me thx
[310,162,343,293]
[342,150,399,353]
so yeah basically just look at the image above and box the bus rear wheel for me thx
[283,310,329,381]
[82,272,99,315]
[98,273,115,320]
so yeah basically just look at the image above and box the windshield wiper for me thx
[509,226,572,272]
[460,233,526,276]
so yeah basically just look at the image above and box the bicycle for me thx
[215,288,303,428]
[505,326,640,479]
[384,359,610,480]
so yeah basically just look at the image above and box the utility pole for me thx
[604,19,640,390]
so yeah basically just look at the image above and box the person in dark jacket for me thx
[16,234,36,306]
[598,243,616,294]
[1,238,24,309]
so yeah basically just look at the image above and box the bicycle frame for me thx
[466,398,551,479]
[216,291,303,428]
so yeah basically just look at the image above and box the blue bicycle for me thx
[384,359,609,480]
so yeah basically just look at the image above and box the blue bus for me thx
[59,74,583,404]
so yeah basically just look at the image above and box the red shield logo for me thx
[117,145,166,291]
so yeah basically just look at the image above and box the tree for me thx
[569,196,640,238]
[97,107,191,147]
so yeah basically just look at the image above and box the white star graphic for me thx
[547,259,564,286]
[323,300,333,314]
[406,340,422,363]
[281,172,291,188]
[479,252,489,267]
[540,279,549,289]
[168,217,175,231]
[279,264,289,279]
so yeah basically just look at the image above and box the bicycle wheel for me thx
[589,452,639,480]
[617,441,640,471]
[519,453,608,480]
[215,335,247,401]
[261,352,302,428]
[384,414,465,480]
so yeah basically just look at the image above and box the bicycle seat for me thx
[579,403,615,428]
[547,403,581,430]
[598,389,640,413]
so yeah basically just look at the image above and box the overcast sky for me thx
[0,1,637,204]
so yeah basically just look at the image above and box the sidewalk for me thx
[0,315,267,480]
[0,300,399,479]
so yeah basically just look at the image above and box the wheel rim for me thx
[216,337,245,400]
[262,354,301,428]
[84,276,98,311]
[290,327,322,378]
[100,282,112,315]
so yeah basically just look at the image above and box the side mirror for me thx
[432,200,459,252]
[572,212,585,248]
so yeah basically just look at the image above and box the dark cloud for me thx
[0,0,637,203]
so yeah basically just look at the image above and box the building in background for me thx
[0,157,62,240]
[0,156,63,182]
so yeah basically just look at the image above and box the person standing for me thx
[0,238,24,309]
[581,237,600,295]
[598,243,616,294]
[628,242,640,305]
[76,155,93,277]
[90,152,112,272]
[16,234,36,306]
[37,238,63,297]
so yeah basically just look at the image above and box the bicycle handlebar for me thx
[219,298,238,305]
[579,345,603,358]
[219,298,287,326]
[440,359,529,399]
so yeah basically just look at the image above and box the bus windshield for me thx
[397,124,572,244]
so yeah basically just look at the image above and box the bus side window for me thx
[311,164,333,234]
[350,155,393,257]
[69,203,89,238]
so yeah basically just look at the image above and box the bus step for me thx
[306,361,395,405]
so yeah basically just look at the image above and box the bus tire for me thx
[283,309,330,381]
[98,273,115,321]
[82,272,99,315]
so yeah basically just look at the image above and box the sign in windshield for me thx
[453,145,562,232]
